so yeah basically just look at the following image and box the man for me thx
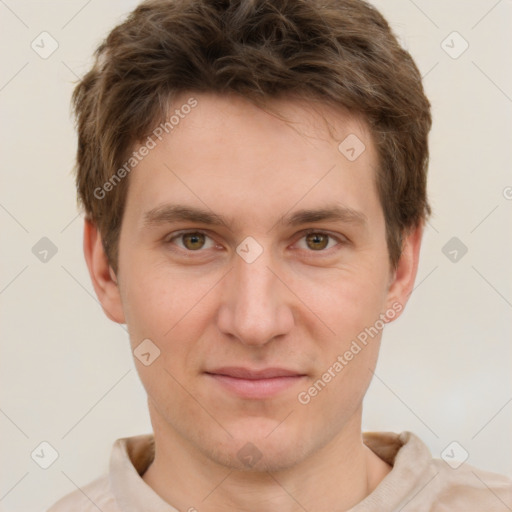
[49,0,512,510]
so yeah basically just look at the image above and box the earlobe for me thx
[83,219,126,324]
[384,223,424,321]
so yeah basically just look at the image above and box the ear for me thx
[384,222,424,321]
[83,219,125,324]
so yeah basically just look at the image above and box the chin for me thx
[202,421,314,473]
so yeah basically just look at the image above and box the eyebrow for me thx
[142,203,367,230]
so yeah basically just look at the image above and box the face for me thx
[89,92,419,472]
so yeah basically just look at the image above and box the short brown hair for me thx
[73,0,432,272]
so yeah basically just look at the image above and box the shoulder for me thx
[47,433,156,512]
[398,431,512,510]
[428,458,512,511]
[47,473,120,512]
[362,431,512,511]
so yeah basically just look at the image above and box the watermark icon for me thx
[441,441,469,469]
[297,301,403,405]
[93,97,198,200]
[442,237,468,263]
[31,441,59,469]
[338,133,366,161]
[31,31,59,59]
[32,237,58,263]
[236,236,264,264]
[134,338,161,366]
[237,442,263,467]
[503,186,512,200]
[441,31,469,60]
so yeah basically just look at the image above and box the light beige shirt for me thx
[48,431,512,511]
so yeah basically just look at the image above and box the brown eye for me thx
[305,232,329,250]
[181,232,206,250]
[166,230,217,253]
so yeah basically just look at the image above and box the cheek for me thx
[120,263,222,383]
[120,268,209,412]
[293,261,390,341]
[298,275,386,423]
[302,262,389,409]
[121,263,198,346]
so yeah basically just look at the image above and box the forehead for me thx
[173,91,372,155]
[123,92,382,231]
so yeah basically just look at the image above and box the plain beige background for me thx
[1,0,511,510]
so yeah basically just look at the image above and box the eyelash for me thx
[165,229,347,256]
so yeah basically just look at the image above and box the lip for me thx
[205,367,307,399]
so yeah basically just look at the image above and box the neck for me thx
[142,405,391,512]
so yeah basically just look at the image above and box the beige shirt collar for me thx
[109,431,432,511]
[49,430,512,511]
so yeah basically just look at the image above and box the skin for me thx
[84,91,423,511]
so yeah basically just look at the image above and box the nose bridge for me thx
[236,251,274,308]
[217,242,293,345]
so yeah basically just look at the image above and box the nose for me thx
[216,245,295,347]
